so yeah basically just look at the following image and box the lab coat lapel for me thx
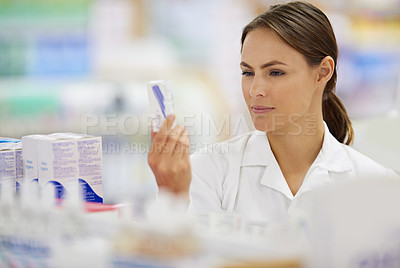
[295,123,353,196]
[221,133,252,211]
[261,157,295,200]
[240,130,271,166]
[295,155,331,196]
[320,123,353,173]
[249,123,353,201]
[241,131,295,200]
[230,124,353,209]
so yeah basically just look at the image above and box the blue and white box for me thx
[0,137,20,143]
[14,143,24,189]
[38,133,103,203]
[147,80,174,132]
[0,143,16,191]
[10,142,23,191]
[67,133,103,203]
[38,136,79,200]
[22,135,45,184]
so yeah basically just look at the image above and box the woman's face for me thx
[240,28,322,134]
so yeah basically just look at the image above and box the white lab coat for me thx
[190,122,398,223]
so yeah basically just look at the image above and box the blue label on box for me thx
[47,179,103,203]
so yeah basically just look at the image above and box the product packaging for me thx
[69,134,103,203]
[38,135,78,200]
[10,142,23,191]
[38,133,103,203]
[0,137,20,143]
[0,143,16,191]
[22,135,45,184]
[0,141,24,192]
[147,80,174,132]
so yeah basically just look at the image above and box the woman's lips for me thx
[251,106,275,114]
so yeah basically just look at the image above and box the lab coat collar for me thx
[240,122,353,172]
[240,130,295,200]
[319,122,353,172]
[240,122,353,200]
[240,130,271,167]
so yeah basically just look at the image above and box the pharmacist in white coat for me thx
[147,2,398,223]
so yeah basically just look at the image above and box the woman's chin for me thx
[253,120,284,134]
[253,122,270,133]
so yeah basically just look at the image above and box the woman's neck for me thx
[267,118,325,196]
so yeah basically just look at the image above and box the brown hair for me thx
[241,1,353,145]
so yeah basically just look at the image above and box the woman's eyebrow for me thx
[240,60,287,69]
[240,61,253,69]
[260,60,287,69]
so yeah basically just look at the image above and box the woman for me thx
[148,2,397,223]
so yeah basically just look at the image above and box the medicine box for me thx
[38,136,79,199]
[9,142,23,191]
[38,134,103,203]
[0,137,20,143]
[73,134,103,203]
[22,135,45,183]
[0,144,16,190]
[14,143,23,191]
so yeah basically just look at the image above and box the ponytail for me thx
[322,91,354,145]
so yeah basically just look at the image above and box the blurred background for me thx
[0,0,399,203]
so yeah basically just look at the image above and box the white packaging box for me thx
[22,135,45,183]
[147,80,174,132]
[76,135,103,203]
[14,144,23,190]
[0,144,16,190]
[38,136,79,199]
[38,133,103,203]
[9,142,24,191]
[59,133,103,203]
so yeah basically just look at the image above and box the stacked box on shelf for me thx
[0,138,23,191]
[0,144,16,190]
[22,135,43,184]
[75,134,103,203]
[38,135,79,200]
[22,133,103,202]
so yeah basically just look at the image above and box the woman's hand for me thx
[148,114,192,198]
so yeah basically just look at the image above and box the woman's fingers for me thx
[147,118,192,195]
[150,114,176,154]
[182,130,191,158]
[165,125,185,155]
[159,114,175,135]
[174,130,190,159]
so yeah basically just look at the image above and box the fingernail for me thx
[167,114,175,121]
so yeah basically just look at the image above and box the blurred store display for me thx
[0,0,91,77]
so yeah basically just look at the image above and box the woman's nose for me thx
[249,75,267,97]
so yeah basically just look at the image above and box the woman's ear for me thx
[317,56,334,84]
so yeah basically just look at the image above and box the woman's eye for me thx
[241,71,254,77]
[270,70,284,76]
